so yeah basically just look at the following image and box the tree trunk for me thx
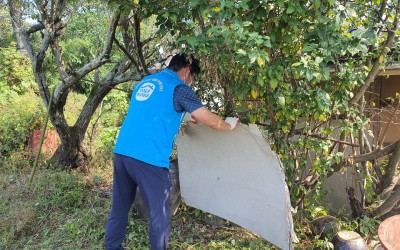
[8,1,29,56]
[51,125,88,169]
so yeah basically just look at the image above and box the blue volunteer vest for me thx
[113,69,185,168]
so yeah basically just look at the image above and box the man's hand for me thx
[225,117,240,130]
[191,107,239,131]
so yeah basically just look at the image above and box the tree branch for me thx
[349,2,400,106]
[75,59,141,132]
[379,141,400,194]
[26,23,45,35]
[8,1,34,58]
[329,139,400,177]
[54,9,121,100]
[133,13,150,75]
[113,37,141,70]
[375,0,388,37]
[305,133,359,147]
[371,186,400,218]
[354,140,400,163]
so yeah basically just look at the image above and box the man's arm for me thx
[173,84,238,131]
[191,107,238,131]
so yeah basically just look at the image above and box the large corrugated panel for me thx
[176,124,296,250]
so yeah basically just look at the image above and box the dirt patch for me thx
[27,129,59,155]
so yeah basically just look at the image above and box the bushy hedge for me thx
[0,91,45,156]
[0,46,36,95]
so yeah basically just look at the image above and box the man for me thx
[105,53,239,250]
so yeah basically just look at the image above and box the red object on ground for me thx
[378,214,400,250]
[28,129,59,155]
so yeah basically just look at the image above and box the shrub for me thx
[0,91,45,157]
[0,46,36,95]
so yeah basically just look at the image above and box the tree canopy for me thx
[6,0,400,220]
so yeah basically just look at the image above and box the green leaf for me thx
[236,49,247,56]
[316,89,331,112]
[257,75,264,87]
[270,79,278,90]
[287,5,295,14]
[248,51,258,63]
[291,62,301,67]
[314,0,321,9]
[347,47,359,56]
[347,8,357,18]
[263,37,272,48]
[242,21,252,27]
[188,0,198,7]
[356,44,368,53]
[277,95,285,106]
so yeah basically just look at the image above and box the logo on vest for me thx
[136,82,155,101]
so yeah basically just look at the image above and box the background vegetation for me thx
[1,0,400,249]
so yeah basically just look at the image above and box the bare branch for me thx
[354,140,400,163]
[378,100,400,148]
[304,133,359,147]
[26,23,45,34]
[376,0,388,37]
[50,40,68,79]
[75,59,140,131]
[329,140,400,177]
[379,142,400,194]
[371,186,400,218]
[133,13,150,75]
[113,37,141,70]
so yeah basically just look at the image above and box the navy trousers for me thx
[105,154,172,250]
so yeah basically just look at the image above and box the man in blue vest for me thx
[105,53,239,250]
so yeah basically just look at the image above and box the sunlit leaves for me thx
[269,78,278,91]
[257,75,264,87]
[315,89,331,113]
[213,7,221,12]
[150,0,400,209]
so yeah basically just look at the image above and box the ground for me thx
[0,159,280,250]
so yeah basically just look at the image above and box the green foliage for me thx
[32,171,86,211]
[0,162,277,249]
[158,0,398,210]
[342,215,381,237]
[60,4,113,94]
[87,88,130,154]
[125,219,150,248]
[0,91,45,157]
[316,237,334,250]
[0,168,110,249]
[307,205,329,219]
[358,216,381,237]
[0,8,14,47]
[0,46,36,95]
[64,91,87,126]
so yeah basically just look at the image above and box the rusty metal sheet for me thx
[176,124,296,250]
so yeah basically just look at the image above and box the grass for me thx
[2,150,381,249]
[1,150,383,250]
[0,154,278,250]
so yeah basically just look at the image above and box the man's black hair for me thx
[168,53,200,75]
[189,55,200,76]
